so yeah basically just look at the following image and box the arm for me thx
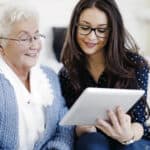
[58,68,77,108]
[42,67,74,150]
[131,122,144,141]
[0,74,18,149]
[96,58,150,142]
[131,63,150,139]
[59,68,97,137]
[46,100,74,150]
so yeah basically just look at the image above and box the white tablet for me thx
[60,88,145,125]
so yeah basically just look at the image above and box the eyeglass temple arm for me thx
[0,37,19,41]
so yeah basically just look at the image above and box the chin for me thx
[83,49,98,55]
[26,61,38,68]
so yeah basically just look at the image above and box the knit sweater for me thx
[0,66,74,150]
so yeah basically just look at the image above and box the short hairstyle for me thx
[0,3,39,48]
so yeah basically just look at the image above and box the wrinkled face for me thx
[77,7,109,56]
[2,18,42,71]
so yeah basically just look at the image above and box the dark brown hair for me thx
[61,0,148,92]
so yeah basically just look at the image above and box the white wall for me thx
[33,0,150,71]
[116,0,150,57]
[27,0,79,72]
[0,0,150,72]
[0,0,78,72]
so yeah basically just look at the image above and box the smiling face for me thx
[2,18,41,72]
[77,7,109,57]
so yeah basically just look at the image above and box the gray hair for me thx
[0,3,39,48]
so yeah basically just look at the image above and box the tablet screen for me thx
[60,88,144,125]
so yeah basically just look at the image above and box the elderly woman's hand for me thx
[75,125,97,137]
[96,106,136,144]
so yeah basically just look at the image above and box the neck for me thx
[87,51,105,70]
[11,65,30,91]
[86,51,105,82]
[3,57,30,91]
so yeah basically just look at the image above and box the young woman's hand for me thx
[75,125,97,137]
[95,106,143,143]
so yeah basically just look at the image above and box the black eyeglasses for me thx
[0,33,45,47]
[77,24,110,38]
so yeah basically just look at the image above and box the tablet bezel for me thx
[60,88,145,125]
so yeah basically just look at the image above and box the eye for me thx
[18,35,30,42]
[79,25,90,31]
[34,34,43,40]
[33,35,39,40]
[19,38,29,42]
[97,28,108,33]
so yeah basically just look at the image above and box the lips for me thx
[84,42,97,48]
[25,53,38,57]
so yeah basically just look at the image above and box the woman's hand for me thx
[75,125,97,137]
[96,106,139,143]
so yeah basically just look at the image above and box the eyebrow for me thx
[17,30,39,36]
[79,20,108,27]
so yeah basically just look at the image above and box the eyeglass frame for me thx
[0,33,46,46]
[76,24,110,38]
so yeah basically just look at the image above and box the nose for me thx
[87,30,97,41]
[29,38,41,50]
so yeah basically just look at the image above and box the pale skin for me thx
[0,18,41,91]
[76,7,144,143]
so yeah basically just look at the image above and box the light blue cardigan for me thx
[0,66,74,150]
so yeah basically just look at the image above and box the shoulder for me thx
[126,52,149,91]
[58,67,72,89]
[136,64,149,93]
[58,67,69,85]
[0,73,17,106]
[0,73,14,92]
[40,65,57,78]
[40,65,62,96]
[126,51,148,66]
[40,65,60,85]
[128,53,149,91]
[59,67,69,77]
[126,51,149,75]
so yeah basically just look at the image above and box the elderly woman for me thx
[0,4,73,150]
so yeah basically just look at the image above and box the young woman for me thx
[59,0,150,149]
[0,3,73,150]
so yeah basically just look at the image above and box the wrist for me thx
[131,122,144,141]
[121,122,144,145]
[121,135,135,145]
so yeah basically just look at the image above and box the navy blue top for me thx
[59,52,150,139]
